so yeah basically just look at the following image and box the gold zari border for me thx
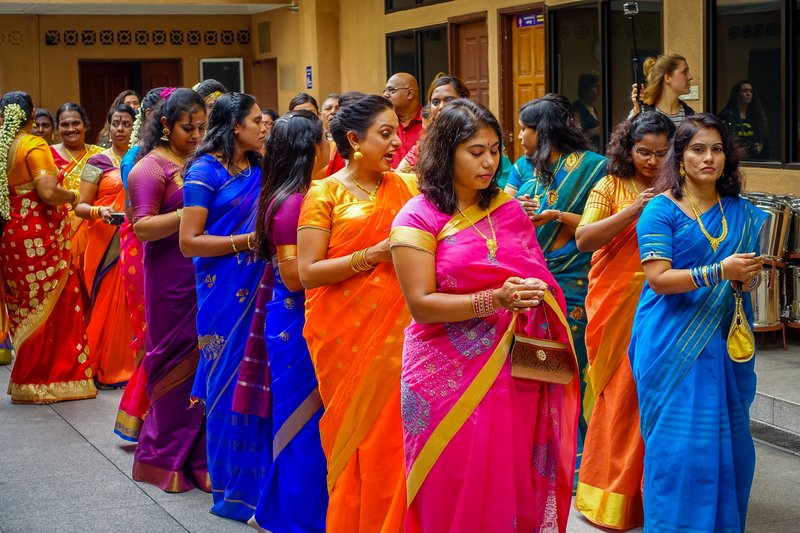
[114,410,144,439]
[277,244,298,263]
[574,481,642,530]
[8,378,97,403]
[390,226,437,255]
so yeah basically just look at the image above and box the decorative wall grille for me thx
[43,29,250,47]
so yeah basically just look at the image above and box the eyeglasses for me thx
[384,87,411,95]
[633,145,669,159]
[430,96,457,107]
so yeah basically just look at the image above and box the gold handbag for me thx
[728,282,755,363]
[510,296,576,385]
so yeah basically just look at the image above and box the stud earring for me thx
[679,163,686,177]
[352,144,363,161]
[161,128,170,142]
[32,122,38,129]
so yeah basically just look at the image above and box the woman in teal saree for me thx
[180,93,271,521]
[504,94,606,460]
[630,113,766,532]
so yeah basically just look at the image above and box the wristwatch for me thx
[556,210,563,223]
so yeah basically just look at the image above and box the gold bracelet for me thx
[247,233,253,250]
[176,208,183,220]
[230,234,238,254]
[719,261,725,280]
[71,191,81,207]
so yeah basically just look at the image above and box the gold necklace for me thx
[458,205,498,263]
[110,148,124,167]
[66,145,86,163]
[683,186,728,252]
[530,154,565,203]
[166,146,186,165]
[630,178,640,196]
[350,174,381,201]
[238,163,252,178]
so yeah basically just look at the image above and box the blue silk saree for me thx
[630,194,767,532]
[185,155,272,521]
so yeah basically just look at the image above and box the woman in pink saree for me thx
[391,100,580,533]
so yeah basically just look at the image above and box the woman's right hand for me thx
[627,187,655,218]
[631,84,644,115]
[366,238,393,265]
[722,252,764,283]
[492,277,547,313]
[517,194,540,220]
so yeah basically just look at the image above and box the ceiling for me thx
[0,2,288,15]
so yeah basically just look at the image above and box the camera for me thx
[623,2,639,15]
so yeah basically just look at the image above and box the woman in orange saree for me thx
[297,93,417,533]
[0,91,97,403]
[74,104,137,388]
[572,112,674,529]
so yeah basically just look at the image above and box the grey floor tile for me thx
[1,504,186,533]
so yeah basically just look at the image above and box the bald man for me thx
[384,72,423,168]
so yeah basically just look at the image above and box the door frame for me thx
[497,3,545,153]
[447,11,488,80]
[78,58,184,92]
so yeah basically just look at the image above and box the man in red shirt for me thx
[384,72,423,169]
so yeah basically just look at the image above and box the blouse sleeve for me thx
[390,197,438,256]
[183,158,218,210]
[128,156,167,224]
[25,137,59,180]
[272,194,302,262]
[577,175,614,229]
[298,180,334,232]
[637,196,674,263]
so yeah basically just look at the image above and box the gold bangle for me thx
[72,191,81,207]
[230,234,238,254]
[176,208,183,220]
[719,261,725,281]
[247,232,253,250]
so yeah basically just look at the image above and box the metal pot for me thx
[741,194,791,261]
[752,266,782,327]
[788,264,800,323]
[787,200,800,254]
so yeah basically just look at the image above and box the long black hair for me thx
[255,110,323,260]
[519,94,591,185]
[329,92,394,159]
[721,80,768,135]
[417,99,502,215]
[654,113,744,199]
[289,92,319,113]
[56,102,90,130]
[186,92,261,175]
[0,91,35,126]
[137,88,206,161]
[606,112,675,178]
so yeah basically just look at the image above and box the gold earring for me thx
[161,127,170,142]
[679,163,686,177]
[32,122,38,128]
[51,133,55,141]
[352,144,363,161]
[314,154,318,164]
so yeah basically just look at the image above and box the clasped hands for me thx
[495,277,548,313]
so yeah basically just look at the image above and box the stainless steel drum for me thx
[752,266,782,327]
[741,194,791,261]
[788,264,800,324]
[788,200,800,254]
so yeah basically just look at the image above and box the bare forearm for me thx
[133,213,180,242]
[180,233,252,259]
[647,268,700,295]
[576,210,637,253]
[278,261,304,293]
[559,211,583,229]
[407,292,478,324]
[299,255,362,290]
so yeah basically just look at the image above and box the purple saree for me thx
[127,151,209,492]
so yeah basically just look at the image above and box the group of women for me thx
[0,50,767,533]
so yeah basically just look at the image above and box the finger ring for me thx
[512,291,521,301]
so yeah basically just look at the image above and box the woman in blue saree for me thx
[245,110,328,533]
[630,113,766,532]
[180,92,271,521]
[503,94,606,464]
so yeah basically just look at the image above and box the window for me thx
[386,25,449,104]
[548,1,663,154]
[385,0,453,14]
[711,0,781,163]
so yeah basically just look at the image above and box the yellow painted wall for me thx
[0,16,42,105]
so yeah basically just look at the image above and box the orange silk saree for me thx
[574,176,645,529]
[81,155,134,387]
[299,173,417,533]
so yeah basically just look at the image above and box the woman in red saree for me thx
[297,92,416,533]
[573,112,674,529]
[391,99,579,532]
[0,91,97,403]
[74,104,137,388]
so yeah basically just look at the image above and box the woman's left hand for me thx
[530,209,560,228]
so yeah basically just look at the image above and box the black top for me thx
[572,100,601,153]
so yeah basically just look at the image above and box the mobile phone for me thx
[109,212,125,226]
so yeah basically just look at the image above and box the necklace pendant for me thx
[546,189,558,206]
[369,192,377,202]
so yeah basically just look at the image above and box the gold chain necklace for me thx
[683,186,728,252]
[66,145,86,163]
[110,148,124,167]
[630,178,640,196]
[350,174,381,201]
[166,146,186,165]
[458,205,498,263]
[531,154,565,203]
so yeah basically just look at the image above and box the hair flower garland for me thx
[0,103,26,221]
[160,87,178,101]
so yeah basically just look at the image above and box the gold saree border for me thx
[273,387,324,459]
[436,192,512,241]
[277,245,298,263]
[574,481,642,530]
[0,348,11,365]
[8,378,97,403]
[132,460,196,493]
[389,227,437,255]
[406,315,517,507]
[114,409,144,440]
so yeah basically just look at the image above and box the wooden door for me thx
[454,20,490,107]
[141,60,182,94]
[511,15,545,159]
[251,58,279,111]
[79,62,139,144]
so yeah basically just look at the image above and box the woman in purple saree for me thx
[127,89,210,492]
[391,100,580,533]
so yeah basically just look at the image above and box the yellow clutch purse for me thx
[728,283,755,363]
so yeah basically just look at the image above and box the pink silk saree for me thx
[390,192,580,533]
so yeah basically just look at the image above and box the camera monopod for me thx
[623,2,643,109]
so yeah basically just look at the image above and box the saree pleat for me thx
[391,193,579,533]
[4,135,97,403]
[299,173,417,532]
[186,155,271,521]
[128,151,208,492]
[630,194,767,532]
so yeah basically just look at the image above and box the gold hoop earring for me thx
[160,128,170,142]
[352,144,363,161]
[679,163,686,177]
